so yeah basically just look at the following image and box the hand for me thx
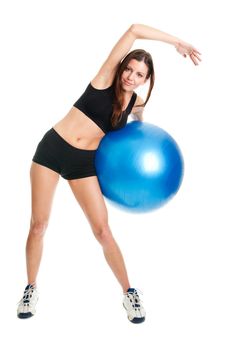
[175,41,202,65]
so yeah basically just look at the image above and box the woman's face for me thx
[121,59,149,92]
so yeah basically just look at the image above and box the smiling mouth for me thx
[123,80,133,86]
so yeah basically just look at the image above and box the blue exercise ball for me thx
[95,121,184,213]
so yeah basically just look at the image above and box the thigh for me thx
[68,176,108,232]
[30,162,60,223]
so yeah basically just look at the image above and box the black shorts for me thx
[32,128,97,180]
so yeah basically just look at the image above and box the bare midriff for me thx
[53,106,105,151]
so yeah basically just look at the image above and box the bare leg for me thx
[68,176,131,293]
[26,162,59,285]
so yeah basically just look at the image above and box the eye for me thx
[137,73,143,78]
[125,67,130,71]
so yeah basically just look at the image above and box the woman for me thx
[17,23,201,323]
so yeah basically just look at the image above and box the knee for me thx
[92,222,112,245]
[30,219,48,238]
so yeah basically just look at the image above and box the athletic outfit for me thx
[32,83,137,180]
[18,83,146,323]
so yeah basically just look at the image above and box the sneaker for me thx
[123,288,146,323]
[17,284,39,319]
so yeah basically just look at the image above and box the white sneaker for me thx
[17,284,39,319]
[123,288,146,323]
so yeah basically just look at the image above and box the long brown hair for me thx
[111,49,155,127]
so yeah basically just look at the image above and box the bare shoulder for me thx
[131,95,145,121]
[133,95,144,107]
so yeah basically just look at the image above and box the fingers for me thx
[190,52,201,65]
[191,49,202,58]
[176,42,202,65]
[187,48,202,65]
[190,55,198,65]
[193,53,202,61]
[193,48,202,55]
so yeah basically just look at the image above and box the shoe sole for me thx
[17,312,34,319]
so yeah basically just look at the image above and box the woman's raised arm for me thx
[92,23,201,88]
[91,25,137,88]
[131,24,201,65]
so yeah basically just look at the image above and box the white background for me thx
[1,0,234,349]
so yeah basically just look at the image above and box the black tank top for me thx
[73,83,137,134]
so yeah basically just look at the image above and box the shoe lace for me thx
[124,288,143,307]
[17,284,36,305]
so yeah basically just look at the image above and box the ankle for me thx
[123,285,131,293]
[27,281,37,288]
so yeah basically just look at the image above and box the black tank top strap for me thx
[130,92,137,109]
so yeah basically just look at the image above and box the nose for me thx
[127,71,134,80]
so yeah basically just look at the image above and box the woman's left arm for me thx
[131,24,202,65]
